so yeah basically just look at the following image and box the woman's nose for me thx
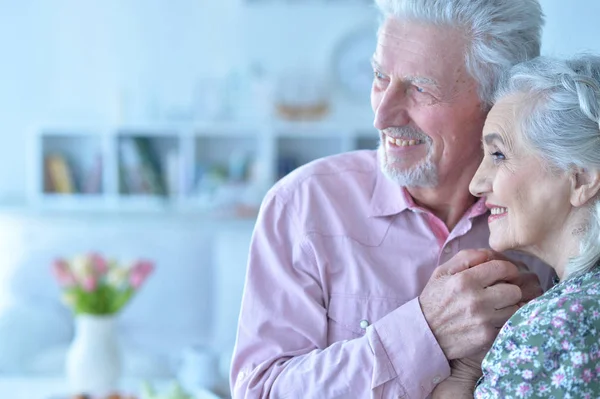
[469,163,492,198]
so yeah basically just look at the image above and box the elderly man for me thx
[231,0,554,398]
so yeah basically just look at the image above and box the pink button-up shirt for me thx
[231,150,555,399]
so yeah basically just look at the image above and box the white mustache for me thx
[382,127,430,142]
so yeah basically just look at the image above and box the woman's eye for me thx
[490,151,506,163]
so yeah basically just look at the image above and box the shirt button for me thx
[432,375,442,384]
[443,247,452,254]
[359,319,370,329]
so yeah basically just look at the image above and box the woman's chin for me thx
[489,239,510,253]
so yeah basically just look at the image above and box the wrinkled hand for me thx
[498,254,544,308]
[432,355,484,399]
[419,249,542,360]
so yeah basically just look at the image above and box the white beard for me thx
[377,129,438,187]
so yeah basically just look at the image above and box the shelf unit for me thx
[28,119,379,215]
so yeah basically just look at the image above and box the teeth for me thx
[387,136,421,147]
[491,207,507,215]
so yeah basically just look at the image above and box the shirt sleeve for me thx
[230,189,450,399]
[475,294,600,398]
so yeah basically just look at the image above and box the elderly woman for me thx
[434,54,600,398]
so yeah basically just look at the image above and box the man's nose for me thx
[373,83,411,130]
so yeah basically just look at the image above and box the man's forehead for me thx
[374,20,466,72]
[372,50,464,90]
[378,17,464,49]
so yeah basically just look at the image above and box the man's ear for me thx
[571,167,600,207]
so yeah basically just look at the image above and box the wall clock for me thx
[331,25,378,102]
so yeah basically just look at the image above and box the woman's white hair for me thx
[374,0,544,108]
[495,55,600,278]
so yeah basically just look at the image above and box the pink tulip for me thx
[81,275,97,292]
[129,260,154,289]
[89,253,109,275]
[52,259,76,287]
[106,265,129,288]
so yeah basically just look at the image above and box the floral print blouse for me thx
[475,267,600,398]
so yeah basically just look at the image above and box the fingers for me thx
[483,284,524,328]
[480,254,543,302]
[463,260,520,287]
[482,283,522,309]
[439,249,495,275]
[516,272,543,302]
[489,305,520,328]
[455,252,542,303]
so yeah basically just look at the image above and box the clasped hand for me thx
[419,249,542,361]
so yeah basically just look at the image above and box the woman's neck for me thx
[533,220,584,281]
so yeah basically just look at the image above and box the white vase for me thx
[66,314,121,396]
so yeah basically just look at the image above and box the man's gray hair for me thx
[374,0,545,108]
[495,55,600,278]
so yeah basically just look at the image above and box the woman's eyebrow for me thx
[483,133,505,145]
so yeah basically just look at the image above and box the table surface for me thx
[0,376,222,399]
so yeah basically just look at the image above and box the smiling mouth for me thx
[490,207,508,216]
[386,135,424,147]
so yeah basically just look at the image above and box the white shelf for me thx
[28,117,377,214]
[30,194,108,211]
[33,116,374,136]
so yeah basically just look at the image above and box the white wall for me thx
[0,0,598,382]
[0,0,379,378]
[0,0,377,202]
[540,0,600,57]
[0,211,256,376]
[2,0,598,201]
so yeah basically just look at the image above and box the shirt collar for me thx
[369,153,412,217]
[369,152,489,219]
[466,196,489,219]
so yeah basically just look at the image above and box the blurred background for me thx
[0,0,599,398]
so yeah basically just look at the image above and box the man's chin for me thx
[380,165,438,187]
[380,155,420,174]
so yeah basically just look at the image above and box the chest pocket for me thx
[326,294,406,345]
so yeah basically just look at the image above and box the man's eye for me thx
[374,71,386,80]
[415,86,426,93]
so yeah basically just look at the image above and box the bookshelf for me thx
[28,119,378,216]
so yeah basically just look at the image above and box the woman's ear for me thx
[571,167,600,207]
